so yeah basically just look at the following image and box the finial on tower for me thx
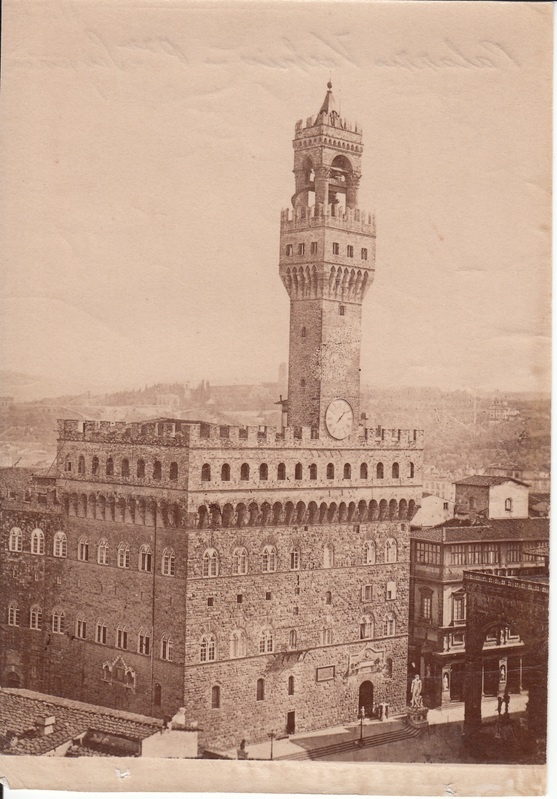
[318,81,337,117]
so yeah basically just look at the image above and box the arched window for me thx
[392,462,400,479]
[8,602,20,627]
[384,613,396,637]
[261,545,277,573]
[288,676,295,695]
[117,542,130,569]
[385,538,398,563]
[376,462,384,479]
[359,615,373,640]
[121,459,130,478]
[78,455,85,475]
[102,663,111,681]
[221,463,230,481]
[169,462,178,481]
[76,616,87,639]
[137,459,145,478]
[30,605,42,630]
[139,544,153,572]
[162,547,176,576]
[211,685,221,709]
[326,463,335,479]
[8,527,22,553]
[360,463,368,480]
[31,528,45,555]
[201,463,211,481]
[200,633,216,662]
[505,498,513,512]
[53,531,67,558]
[106,457,114,476]
[96,620,107,645]
[277,463,286,481]
[408,462,415,479]
[153,460,162,480]
[160,636,173,661]
[259,463,268,481]
[233,547,248,575]
[116,625,128,650]
[321,628,333,645]
[323,544,334,568]
[343,463,351,479]
[97,538,109,565]
[325,590,332,605]
[78,536,89,562]
[290,546,300,571]
[203,548,219,577]
[259,629,274,653]
[240,463,250,481]
[52,610,65,634]
[365,540,376,565]
[138,629,151,655]
[256,678,265,701]
[309,463,317,480]
[289,629,297,649]
[92,456,99,476]
[230,629,247,658]
[294,462,302,480]
[154,683,162,706]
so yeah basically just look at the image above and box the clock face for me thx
[325,399,354,440]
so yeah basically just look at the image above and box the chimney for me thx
[35,715,55,736]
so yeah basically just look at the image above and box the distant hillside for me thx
[0,371,96,403]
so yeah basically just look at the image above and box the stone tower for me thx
[279,83,376,439]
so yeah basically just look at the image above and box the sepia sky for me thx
[0,1,552,395]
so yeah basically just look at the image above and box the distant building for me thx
[411,494,454,528]
[454,475,529,520]
[485,464,550,495]
[155,393,181,409]
[423,467,456,502]
[488,396,519,424]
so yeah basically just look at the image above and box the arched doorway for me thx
[358,680,374,717]
[6,671,21,688]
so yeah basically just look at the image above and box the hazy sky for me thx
[0,1,551,394]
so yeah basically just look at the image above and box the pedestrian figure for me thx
[384,703,389,720]
[503,693,510,715]
[497,696,503,716]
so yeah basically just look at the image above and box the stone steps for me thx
[275,722,425,761]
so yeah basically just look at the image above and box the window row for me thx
[201,461,415,482]
[209,674,298,709]
[66,455,180,481]
[199,539,398,577]
[284,243,368,260]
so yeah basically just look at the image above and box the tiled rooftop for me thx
[411,516,550,544]
[455,475,529,488]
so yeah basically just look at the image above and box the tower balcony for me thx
[280,204,375,235]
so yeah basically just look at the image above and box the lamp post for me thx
[268,731,275,761]
[358,706,364,746]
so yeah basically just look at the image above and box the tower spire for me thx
[317,80,338,120]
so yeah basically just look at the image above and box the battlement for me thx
[295,115,361,136]
[58,419,424,450]
[280,205,375,235]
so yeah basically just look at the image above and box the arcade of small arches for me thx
[294,137,362,153]
[282,264,370,301]
[65,454,179,482]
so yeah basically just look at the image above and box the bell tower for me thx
[279,83,376,440]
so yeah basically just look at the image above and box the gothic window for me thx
[321,628,333,645]
[30,605,42,630]
[53,531,67,558]
[364,540,376,565]
[96,621,107,645]
[221,463,231,481]
[97,538,109,565]
[261,545,277,573]
[323,543,334,568]
[8,602,20,627]
[75,617,87,639]
[294,462,302,480]
[211,685,221,709]
[232,547,248,575]
[203,548,219,577]
[326,463,335,479]
[309,463,317,480]
[409,462,415,479]
[200,633,216,662]
[78,455,85,475]
[31,528,45,555]
[230,629,247,658]
[288,676,295,695]
[277,463,286,481]
[117,542,130,569]
[169,462,178,481]
[160,636,173,661]
[360,463,368,480]
[117,626,128,650]
[385,538,398,563]
[153,460,162,480]
[386,580,397,601]
[360,615,373,640]
[332,242,340,255]
[361,247,368,260]
[384,613,396,637]
[138,630,151,655]
[290,547,300,571]
[106,457,114,476]
[121,458,130,478]
[78,536,89,562]
[392,462,400,479]
[343,463,351,479]
[259,629,274,653]
[240,463,250,481]
[259,463,268,481]
[256,678,265,701]
[102,663,112,682]
[162,547,176,577]
[92,456,99,475]
[376,462,384,479]
[137,459,145,478]
[52,610,65,634]
[139,544,153,573]
[201,463,211,481]
[8,527,22,553]
[347,245,354,257]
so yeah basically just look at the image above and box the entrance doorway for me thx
[358,680,374,717]
[286,711,295,735]
[6,671,21,688]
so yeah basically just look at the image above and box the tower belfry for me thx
[279,83,376,438]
